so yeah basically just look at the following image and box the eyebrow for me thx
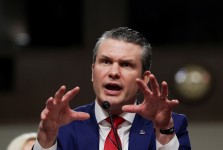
[99,55,135,62]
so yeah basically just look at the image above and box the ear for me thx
[91,64,94,82]
[142,71,151,84]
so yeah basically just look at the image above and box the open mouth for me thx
[105,84,122,91]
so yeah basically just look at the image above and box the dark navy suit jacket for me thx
[57,102,191,150]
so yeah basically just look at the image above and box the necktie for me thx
[104,116,125,150]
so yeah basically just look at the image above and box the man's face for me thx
[92,39,149,113]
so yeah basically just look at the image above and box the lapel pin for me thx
[139,130,145,135]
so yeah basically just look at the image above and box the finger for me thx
[136,78,152,95]
[70,111,90,121]
[169,99,179,109]
[62,86,80,103]
[149,74,160,96]
[46,97,54,109]
[40,110,46,120]
[40,107,50,120]
[44,97,60,119]
[122,104,142,114]
[54,85,67,103]
[161,81,168,99]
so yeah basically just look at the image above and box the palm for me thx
[140,95,172,128]
[38,86,90,147]
[122,74,179,129]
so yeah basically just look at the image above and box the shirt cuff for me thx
[33,140,57,150]
[156,135,179,150]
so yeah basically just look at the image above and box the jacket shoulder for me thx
[74,102,95,112]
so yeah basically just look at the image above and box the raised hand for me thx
[37,86,90,148]
[122,74,179,129]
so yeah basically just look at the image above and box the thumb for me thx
[70,111,90,121]
[122,105,141,113]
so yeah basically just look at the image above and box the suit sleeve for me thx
[173,114,191,150]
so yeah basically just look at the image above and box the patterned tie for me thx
[104,116,125,150]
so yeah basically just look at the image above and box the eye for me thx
[101,59,111,65]
[121,62,132,68]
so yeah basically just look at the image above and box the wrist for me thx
[160,126,175,135]
[160,117,174,134]
[155,117,174,131]
[37,129,58,148]
[155,117,175,144]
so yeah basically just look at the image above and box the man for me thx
[33,27,191,150]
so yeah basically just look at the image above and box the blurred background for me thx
[0,0,223,149]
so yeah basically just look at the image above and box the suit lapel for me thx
[75,103,99,150]
[128,114,155,150]
[75,103,156,150]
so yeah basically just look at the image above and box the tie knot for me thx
[106,116,125,128]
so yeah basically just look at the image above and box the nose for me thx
[108,63,120,79]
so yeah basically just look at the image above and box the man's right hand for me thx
[37,86,90,148]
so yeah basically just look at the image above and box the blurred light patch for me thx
[174,64,212,103]
[15,32,30,46]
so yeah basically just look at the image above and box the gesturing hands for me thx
[36,74,179,148]
[122,74,179,129]
[37,86,90,148]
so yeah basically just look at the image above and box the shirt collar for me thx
[95,100,136,124]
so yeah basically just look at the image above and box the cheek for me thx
[123,74,140,91]
[128,82,139,93]
[92,68,107,86]
[123,71,140,82]
[94,66,109,78]
[92,70,102,82]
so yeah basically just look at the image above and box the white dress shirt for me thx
[33,100,179,150]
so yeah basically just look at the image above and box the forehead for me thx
[97,39,143,59]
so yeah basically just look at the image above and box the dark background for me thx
[0,0,222,123]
